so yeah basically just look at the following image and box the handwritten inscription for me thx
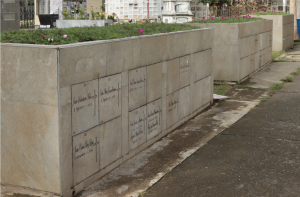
[168,99,179,112]
[72,80,99,135]
[72,126,100,184]
[129,68,147,111]
[129,76,146,92]
[180,63,190,74]
[99,74,122,123]
[129,106,147,150]
[147,99,162,140]
[74,137,99,160]
[73,91,97,113]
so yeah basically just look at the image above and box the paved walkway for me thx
[144,50,300,196]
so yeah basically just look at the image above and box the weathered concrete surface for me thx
[144,74,300,197]
[249,62,300,88]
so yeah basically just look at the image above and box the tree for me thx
[290,0,299,40]
[197,0,231,6]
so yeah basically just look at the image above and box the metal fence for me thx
[20,6,35,28]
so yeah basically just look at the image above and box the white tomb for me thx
[162,0,193,23]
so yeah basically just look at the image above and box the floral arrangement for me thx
[62,9,70,19]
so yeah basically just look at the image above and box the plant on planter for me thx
[190,15,264,23]
[91,8,96,20]
[62,9,70,19]
[249,10,291,15]
[1,23,199,45]
[107,14,114,20]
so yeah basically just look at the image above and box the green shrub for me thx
[189,15,264,23]
[249,10,291,15]
[1,23,199,45]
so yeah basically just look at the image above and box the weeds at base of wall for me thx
[291,68,300,75]
[213,83,233,95]
[269,83,284,94]
[281,76,294,82]
[272,50,286,61]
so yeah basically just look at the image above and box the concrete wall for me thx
[1,28,214,196]
[1,0,20,31]
[188,20,273,82]
[56,19,113,28]
[251,15,294,51]
[1,45,61,193]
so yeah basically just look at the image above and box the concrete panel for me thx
[213,46,240,81]
[73,126,100,184]
[166,91,179,129]
[179,55,191,88]
[140,35,167,67]
[1,100,60,193]
[129,67,147,111]
[167,32,194,59]
[239,56,250,80]
[72,79,99,135]
[203,49,212,79]
[121,75,129,156]
[179,86,190,120]
[205,23,239,46]
[1,47,58,106]
[250,54,255,74]
[166,58,180,94]
[193,79,203,111]
[99,74,122,124]
[59,44,107,88]
[60,104,73,193]
[106,41,124,76]
[202,76,212,105]
[147,63,162,103]
[249,35,255,55]
[146,99,162,140]
[129,106,147,150]
[194,51,204,82]
[100,117,122,169]
[202,28,213,50]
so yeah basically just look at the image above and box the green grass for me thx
[250,10,291,15]
[189,16,264,24]
[272,50,285,61]
[291,68,300,75]
[213,83,233,95]
[0,22,199,45]
[269,83,284,94]
[281,76,294,82]
[260,96,270,103]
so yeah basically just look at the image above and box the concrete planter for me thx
[188,20,273,82]
[250,15,294,51]
[1,28,213,196]
[56,19,113,28]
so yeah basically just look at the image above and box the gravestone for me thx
[73,127,100,184]
[129,68,147,111]
[166,91,179,129]
[1,0,20,31]
[72,79,99,135]
[147,99,162,140]
[179,55,191,88]
[99,74,122,124]
[129,106,147,150]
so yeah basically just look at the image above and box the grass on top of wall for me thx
[249,10,291,15]
[189,15,264,24]
[0,22,200,45]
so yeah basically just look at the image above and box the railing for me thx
[20,6,35,28]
